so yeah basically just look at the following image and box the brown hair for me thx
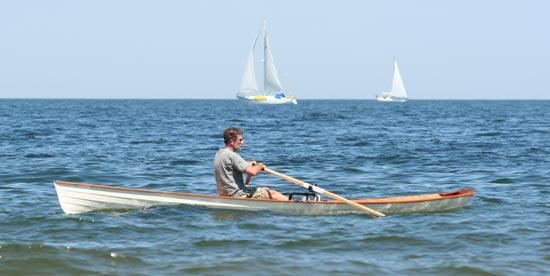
[223,127,243,145]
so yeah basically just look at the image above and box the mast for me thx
[263,20,267,95]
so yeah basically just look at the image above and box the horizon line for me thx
[0,98,549,101]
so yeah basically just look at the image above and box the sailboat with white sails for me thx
[376,59,408,102]
[237,20,297,105]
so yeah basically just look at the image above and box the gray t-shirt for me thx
[214,148,249,196]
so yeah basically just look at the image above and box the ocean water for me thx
[0,99,548,275]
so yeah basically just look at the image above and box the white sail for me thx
[264,31,283,93]
[239,27,262,94]
[390,60,407,98]
[239,51,258,93]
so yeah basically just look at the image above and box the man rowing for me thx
[214,127,288,200]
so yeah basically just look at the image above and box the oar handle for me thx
[263,167,385,217]
[263,167,325,194]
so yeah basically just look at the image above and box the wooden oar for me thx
[263,167,385,217]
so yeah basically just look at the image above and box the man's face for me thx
[230,134,244,151]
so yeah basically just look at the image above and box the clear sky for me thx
[1,0,548,99]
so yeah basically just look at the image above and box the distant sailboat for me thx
[376,59,408,102]
[237,20,297,105]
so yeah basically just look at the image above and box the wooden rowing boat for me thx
[53,180,475,216]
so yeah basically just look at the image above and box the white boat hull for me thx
[54,180,474,216]
[237,95,297,105]
[376,95,407,102]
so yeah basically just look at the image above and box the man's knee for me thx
[250,187,271,199]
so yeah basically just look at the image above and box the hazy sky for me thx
[1,0,548,99]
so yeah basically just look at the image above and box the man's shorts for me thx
[232,187,271,199]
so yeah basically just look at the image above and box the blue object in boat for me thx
[275,92,286,99]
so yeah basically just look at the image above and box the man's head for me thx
[223,127,244,151]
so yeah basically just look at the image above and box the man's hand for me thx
[245,161,266,177]
[257,162,266,170]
